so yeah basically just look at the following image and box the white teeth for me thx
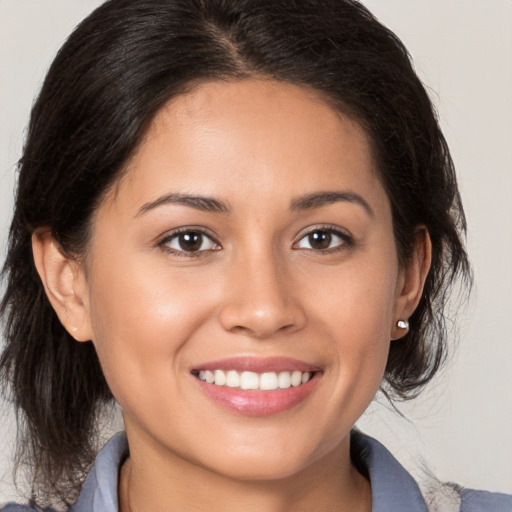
[198,369,314,390]
[278,371,292,389]
[214,369,226,386]
[225,370,240,388]
[260,372,278,390]
[240,371,259,390]
[291,370,302,387]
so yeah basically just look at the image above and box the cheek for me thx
[339,257,397,375]
[84,253,216,403]
[304,249,397,405]
[306,248,398,339]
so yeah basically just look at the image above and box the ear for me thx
[31,230,93,342]
[391,226,432,340]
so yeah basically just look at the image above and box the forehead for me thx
[104,79,386,216]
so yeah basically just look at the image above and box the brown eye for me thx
[307,231,332,250]
[296,228,349,251]
[163,230,219,253]
[178,232,203,252]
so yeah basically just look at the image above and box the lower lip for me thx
[194,373,320,416]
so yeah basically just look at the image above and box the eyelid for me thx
[292,224,354,251]
[158,226,221,256]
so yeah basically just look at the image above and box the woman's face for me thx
[76,80,413,480]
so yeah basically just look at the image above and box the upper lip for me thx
[191,357,322,373]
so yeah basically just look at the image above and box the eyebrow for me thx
[136,190,374,218]
[290,191,374,217]
[136,193,231,216]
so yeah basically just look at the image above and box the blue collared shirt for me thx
[2,431,511,511]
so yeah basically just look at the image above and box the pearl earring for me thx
[397,320,409,329]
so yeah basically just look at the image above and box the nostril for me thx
[277,323,299,334]
[218,284,307,338]
[222,316,304,339]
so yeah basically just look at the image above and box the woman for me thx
[0,0,510,511]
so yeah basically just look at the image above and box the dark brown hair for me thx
[1,0,470,506]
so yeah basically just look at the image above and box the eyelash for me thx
[293,225,354,253]
[158,225,354,258]
[158,227,221,258]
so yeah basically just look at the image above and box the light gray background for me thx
[1,0,511,504]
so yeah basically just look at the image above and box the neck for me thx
[118,429,371,512]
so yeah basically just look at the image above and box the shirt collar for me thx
[71,430,428,512]
[351,430,428,512]
[70,432,128,512]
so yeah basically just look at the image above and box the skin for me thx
[33,79,430,512]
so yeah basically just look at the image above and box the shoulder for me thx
[459,488,512,512]
[2,432,128,512]
[69,432,128,512]
[1,506,56,512]
[351,430,512,512]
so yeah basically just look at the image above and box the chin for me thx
[207,454,312,482]
[195,430,339,482]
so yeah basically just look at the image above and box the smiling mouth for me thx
[193,369,314,391]
[192,358,321,415]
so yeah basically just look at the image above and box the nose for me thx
[218,252,307,339]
